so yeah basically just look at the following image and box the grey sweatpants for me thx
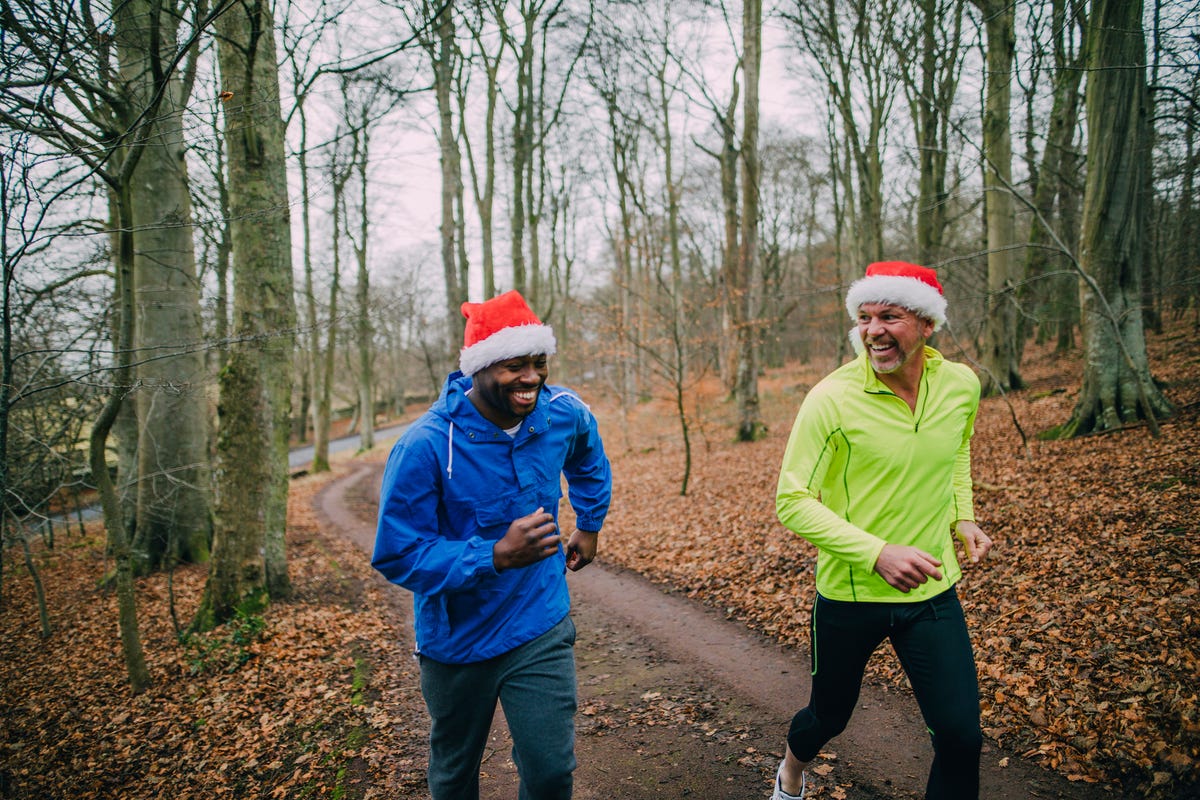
[419,614,578,800]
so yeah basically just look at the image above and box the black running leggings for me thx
[787,586,982,800]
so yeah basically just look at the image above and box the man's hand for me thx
[493,507,560,571]
[955,520,992,564]
[565,529,599,571]
[873,543,943,592]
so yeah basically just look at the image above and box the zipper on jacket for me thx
[914,369,930,432]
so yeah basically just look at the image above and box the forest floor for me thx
[1,322,1197,799]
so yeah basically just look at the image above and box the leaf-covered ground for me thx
[1,324,1197,799]
[0,471,431,799]
[596,326,1200,799]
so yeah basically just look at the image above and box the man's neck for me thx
[875,351,926,411]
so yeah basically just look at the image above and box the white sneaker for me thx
[772,762,806,800]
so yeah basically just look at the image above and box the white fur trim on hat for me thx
[458,323,557,377]
[845,274,948,330]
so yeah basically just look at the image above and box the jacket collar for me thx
[857,345,944,392]
[434,371,552,439]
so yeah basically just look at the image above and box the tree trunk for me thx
[908,0,964,264]
[974,0,1023,395]
[104,191,139,546]
[297,103,319,451]
[353,120,374,452]
[0,165,10,616]
[510,5,537,297]
[196,0,296,628]
[90,183,151,692]
[1180,103,1196,321]
[433,4,466,354]
[1022,0,1085,355]
[715,83,740,392]
[461,2,502,299]
[196,347,272,629]
[118,0,211,573]
[1140,0,1163,336]
[735,0,765,442]
[1055,0,1173,438]
[313,145,348,474]
[1056,119,1084,351]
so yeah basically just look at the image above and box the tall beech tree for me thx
[1055,0,1173,437]
[119,0,213,574]
[0,0,223,689]
[782,0,899,268]
[1020,0,1086,355]
[195,0,297,629]
[894,0,968,265]
[733,0,764,442]
[0,0,214,580]
[971,0,1022,395]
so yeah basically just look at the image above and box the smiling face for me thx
[468,354,549,428]
[856,303,934,377]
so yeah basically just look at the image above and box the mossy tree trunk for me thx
[195,0,296,629]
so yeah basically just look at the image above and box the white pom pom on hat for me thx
[458,290,557,377]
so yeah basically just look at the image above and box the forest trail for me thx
[319,461,1112,800]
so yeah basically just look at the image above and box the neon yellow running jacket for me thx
[776,346,980,603]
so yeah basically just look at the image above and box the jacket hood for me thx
[430,370,554,436]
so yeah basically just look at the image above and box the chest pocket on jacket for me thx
[472,485,563,539]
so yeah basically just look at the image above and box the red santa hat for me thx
[845,261,948,330]
[458,290,557,377]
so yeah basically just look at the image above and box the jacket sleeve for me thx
[775,388,887,572]
[372,436,498,595]
[562,399,612,532]
[952,372,980,523]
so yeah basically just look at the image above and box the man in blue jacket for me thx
[373,290,612,800]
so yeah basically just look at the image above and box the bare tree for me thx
[971,0,1022,394]
[195,0,297,629]
[0,0,228,689]
[1053,0,1173,437]
[732,0,764,441]
[460,1,506,298]
[893,0,968,265]
[0,147,109,634]
[118,0,212,574]
[429,2,469,347]
[279,0,346,449]
[343,74,406,453]
[310,135,351,474]
[782,0,900,267]
[585,24,644,412]
[1,0,215,580]
[608,0,698,493]
[1020,0,1086,354]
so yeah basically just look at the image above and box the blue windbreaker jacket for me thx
[372,372,612,664]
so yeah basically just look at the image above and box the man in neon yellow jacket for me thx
[772,261,993,800]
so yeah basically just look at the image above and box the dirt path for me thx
[319,462,1113,800]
